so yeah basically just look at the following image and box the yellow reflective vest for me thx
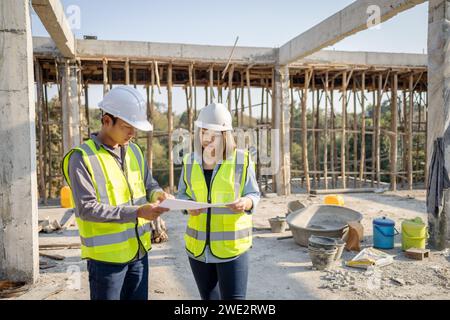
[183,149,253,259]
[62,139,151,264]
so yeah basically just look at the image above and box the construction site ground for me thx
[6,189,450,300]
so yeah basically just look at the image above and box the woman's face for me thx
[201,129,223,149]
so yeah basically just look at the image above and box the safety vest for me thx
[183,149,253,259]
[62,139,151,264]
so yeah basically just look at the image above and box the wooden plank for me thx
[311,188,378,195]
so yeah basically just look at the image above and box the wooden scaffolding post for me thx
[246,67,252,127]
[331,79,336,188]
[341,71,347,189]
[323,71,329,190]
[147,64,155,170]
[371,75,376,187]
[240,72,245,127]
[316,79,321,188]
[390,73,398,191]
[193,67,197,119]
[302,69,312,193]
[209,65,214,103]
[228,64,234,112]
[311,76,317,188]
[102,58,108,96]
[408,73,414,190]
[359,72,366,187]
[125,58,130,85]
[188,64,194,144]
[353,80,358,187]
[35,59,46,203]
[84,81,90,138]
[261,79,266,124]
[168,64,174,193]
[375,74,382,187]
[290,76,294,156]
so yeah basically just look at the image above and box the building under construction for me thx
[0,0,449,298]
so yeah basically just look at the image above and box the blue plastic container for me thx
[373,217,399,249]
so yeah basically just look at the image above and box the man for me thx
[62,86,173,300]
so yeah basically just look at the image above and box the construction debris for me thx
[38,217,62,233]
[0,281,30,299]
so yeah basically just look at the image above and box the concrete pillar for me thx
[273,65,291,196]
[0,0,39,282]
[60,61,81,155]
[427,0,450,249]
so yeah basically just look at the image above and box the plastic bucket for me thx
[60,186,74,209]
[269,217,287,233]
[373,217,398,249]
[402,217,427,251]
[324,195,344,206]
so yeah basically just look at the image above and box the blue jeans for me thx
[188,252,249,300]
[87,254,149,300]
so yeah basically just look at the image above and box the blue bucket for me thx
[373,217,399,249]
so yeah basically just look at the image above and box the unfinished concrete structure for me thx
[1,0,448,285]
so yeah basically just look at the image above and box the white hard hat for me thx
[195,102,233,131]
[98,86,153,132]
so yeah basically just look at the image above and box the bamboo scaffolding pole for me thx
[228,64,235,112]
[125,58,130,85]
[323,72,329,189]
[302,69,312,193]
[147,64,155,170]
[35,60,46,203]
[311,76,317,189]
[246,67,252,127]
[408,73,414,190]
[376,74,382,187]
[359,72,366,187]
[371,75,376,187]
[188,64,194,144]
[341,71,347,189]
[331,79,336,188]
[209,65,214,103]
[167,64,174,193]
[240,72,244,127]
[352,80,357,188]
[390,73,398,190]
[103,58,108,96]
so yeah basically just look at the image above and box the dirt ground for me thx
[5,189,450,300]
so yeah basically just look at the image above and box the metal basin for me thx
[286,204,363,247]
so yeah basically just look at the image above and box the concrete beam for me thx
[427,0,450,250]
[279,0,426,65]
[33,36,427,68]
[0,0,39,283]
[32,0,75,58]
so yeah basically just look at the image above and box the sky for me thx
[31,0,429,114]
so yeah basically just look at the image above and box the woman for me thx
[177,102,260,300]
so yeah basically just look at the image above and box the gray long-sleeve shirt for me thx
[66,133,163,261]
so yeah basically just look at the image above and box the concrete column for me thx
[427,0,450,249]
[60,62,81,155]
[273,65,291,196]
[0,0,39,282]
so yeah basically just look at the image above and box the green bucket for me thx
[401,217,428,251]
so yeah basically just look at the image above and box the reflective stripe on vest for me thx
[62,139,151,263]
[183,149,253,259]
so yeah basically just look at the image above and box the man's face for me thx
[103,116,136,146]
